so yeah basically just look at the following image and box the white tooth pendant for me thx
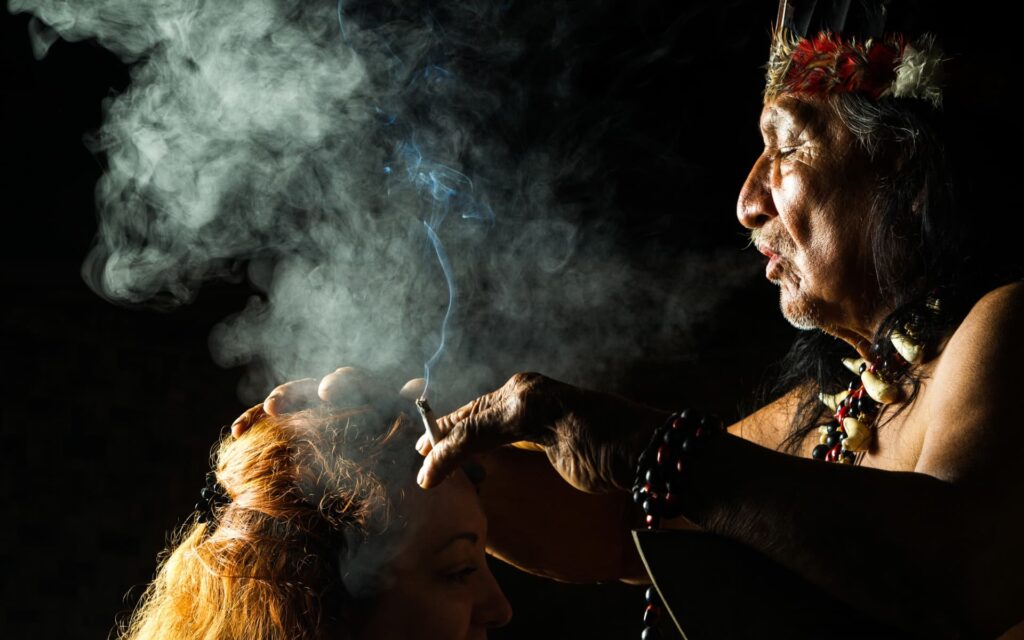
[819,389,850,411]
[842,357,866,375]
[841,417,871,452]
[891,330,923,365]
[861,368,902,404]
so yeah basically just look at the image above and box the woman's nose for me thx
[737,153,776,230]
[473,564,513,629]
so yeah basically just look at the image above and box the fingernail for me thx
[417,465,427,487]
[415,435,429,455]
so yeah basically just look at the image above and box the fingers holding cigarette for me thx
[415,392,495,456]
[417,394,519,489]
[415,398,445,445]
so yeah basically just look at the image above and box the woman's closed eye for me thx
[444,564,478,584]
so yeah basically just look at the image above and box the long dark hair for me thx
[775,91,1024,452]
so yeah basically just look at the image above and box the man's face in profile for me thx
[737,95,884,340]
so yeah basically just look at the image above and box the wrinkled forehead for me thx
[759,96,831,140]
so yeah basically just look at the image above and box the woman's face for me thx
[354,471,513,640]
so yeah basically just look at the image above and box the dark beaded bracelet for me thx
[632,409,723,639]
[631,409,723,528]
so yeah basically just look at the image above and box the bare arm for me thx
[727,384,805,448]
[423,286,1024,635]
[465,382,802,583]
[672,284,1024,637]
[477,446,654,583]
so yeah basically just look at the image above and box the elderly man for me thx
[240,2,1024,637]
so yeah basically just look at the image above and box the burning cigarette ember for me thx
[415,397,444,445]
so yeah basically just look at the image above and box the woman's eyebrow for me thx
[434,532,479,553]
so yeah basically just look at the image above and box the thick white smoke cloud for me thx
[12,0,756,403]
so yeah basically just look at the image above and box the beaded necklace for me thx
[630,330,923,638]
[810,329,922,463]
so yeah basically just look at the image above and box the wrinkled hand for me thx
[230,367,419,438]
[416,372,667,495]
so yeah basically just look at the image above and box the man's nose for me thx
[737,153,776,230]
[473,564,513,629]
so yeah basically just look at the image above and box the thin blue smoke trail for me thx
[336,0,493,396]
[395,139,479,395]
[421,221,456,396]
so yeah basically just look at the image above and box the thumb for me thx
[416,401,512,488]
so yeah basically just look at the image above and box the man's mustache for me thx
[749,227,795,255]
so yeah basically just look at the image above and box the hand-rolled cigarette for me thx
[415,397,444,445]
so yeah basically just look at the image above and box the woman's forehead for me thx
[405,473,487,543]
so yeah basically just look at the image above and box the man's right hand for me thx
[234,368,668,497]
[417,372,670,495]
[229,367,664,583]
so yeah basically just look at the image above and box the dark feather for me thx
[779,0,892,39]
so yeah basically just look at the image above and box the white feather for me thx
[893,34,944,107]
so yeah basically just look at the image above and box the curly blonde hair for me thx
[116,405,419,640]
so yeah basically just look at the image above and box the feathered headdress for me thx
[765,0,944,106]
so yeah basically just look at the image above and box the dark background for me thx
[1,2,796,638]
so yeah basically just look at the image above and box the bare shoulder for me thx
[728,385,805,450]
[915,280,1024,482]
[931,281,1024,386]
[947,280,1024,346]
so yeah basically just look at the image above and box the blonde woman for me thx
[118,403,511,640]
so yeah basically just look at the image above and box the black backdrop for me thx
[0,2,799,638]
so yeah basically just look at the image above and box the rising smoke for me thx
[11,0,757,405]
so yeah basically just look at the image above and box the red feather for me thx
[782,32,907,99]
